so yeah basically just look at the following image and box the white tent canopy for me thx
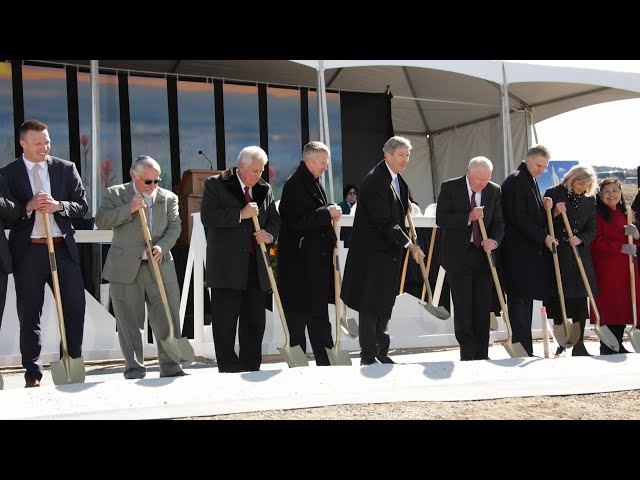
[44,59,640,206]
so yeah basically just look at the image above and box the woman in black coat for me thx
[544,165,599,356]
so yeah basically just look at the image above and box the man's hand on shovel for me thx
[409,243,425,264]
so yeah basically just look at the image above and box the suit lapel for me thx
[48,157,62,201]
[151,189,166,239]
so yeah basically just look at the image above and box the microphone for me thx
[198,150,213,170]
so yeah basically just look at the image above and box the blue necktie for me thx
[393,176,401,199]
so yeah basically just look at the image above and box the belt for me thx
[31,237,64,244]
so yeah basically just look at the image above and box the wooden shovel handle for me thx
[546,207,570,335]
[421,228,437,302]
[43,212,69,356]
[559,211,601,324]
[138,208,174,338]
[627,209,637,329]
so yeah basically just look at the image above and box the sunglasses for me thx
[142,179,161,185]
[347,191,357,195]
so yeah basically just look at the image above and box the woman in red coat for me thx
[589,177,640,354]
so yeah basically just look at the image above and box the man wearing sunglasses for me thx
[96,155,187,379]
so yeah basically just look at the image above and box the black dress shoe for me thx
[376,356,396,364]
[160,370,188,378]
[25,378,41,388]
[360,358,379,366]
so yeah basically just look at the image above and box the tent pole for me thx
[317,60,335,203]
[500,63,514,181]
[90,60,101,218]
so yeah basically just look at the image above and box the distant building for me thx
[550,166,560,186]
[597,170,626,181]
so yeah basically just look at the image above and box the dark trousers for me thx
[507,296,534,356]
[0,272,8,330]
[358,312,391,363]
[14,243,86,381]
[211,255,265,372]
[288,310,334,366]
[447,245,492,360]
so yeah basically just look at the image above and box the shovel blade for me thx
[553,321,580,348]
[595,325,619,352]
[160,337,195,367]
[326,346,352,366]
[490,312,498,331]
[278,344,309,368]
[339,316,359,339]
[419,300,450,320]
[628,329,640,353]
[504,341,529,358]
[51,355,85,385]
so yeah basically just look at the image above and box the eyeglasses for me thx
[347,191,357,195]
[142,179,161,185]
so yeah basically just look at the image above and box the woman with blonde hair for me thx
[544,165,599,356]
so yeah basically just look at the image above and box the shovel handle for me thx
[252,216,293,346]
[559,211,601,325]
[332,219,342,344]
[43,212,70,357]
[421,227,437,302]
[138,208,175,339]
[546,207,571,336]
[627,209,637,329]
[478,217,514,340]
[407,213,435,304]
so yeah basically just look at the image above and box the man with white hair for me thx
[96,155,187,379]
[436,156,504,361]
[200,146,280,373]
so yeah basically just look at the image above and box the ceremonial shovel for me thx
[559,211,618,352]
[139,208,194,366]
[406,213,450,320]
[624,209,640,352]
[478,218,528,357]
[44,212,86,385]
[546,207,581,348]
[326,220,352,366]
[252,216,308,367]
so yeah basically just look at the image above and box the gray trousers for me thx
[110,261,183,378]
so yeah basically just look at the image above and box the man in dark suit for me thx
[436,156,504,361]
[0,119,88,387]
[0,176,20,331]
[200,146,280,373]
[277,141,341,366]
[341,136,425,366]
[501,144,556,356]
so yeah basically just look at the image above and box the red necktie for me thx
[244,186,255,255]
[470,190,481,247]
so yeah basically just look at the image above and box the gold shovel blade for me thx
[504,341,529,358]
[340,316,359,339]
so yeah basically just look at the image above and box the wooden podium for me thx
[176,169,221,245]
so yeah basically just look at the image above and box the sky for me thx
[510,60,640,171]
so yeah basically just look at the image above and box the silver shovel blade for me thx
[278,344,309,368]
[490,312,499,331]
[553,321,581,348]
[596,325,619,352]
[628,328,640,353]
[340,316,359,339]
[161,337,195,366]
[326,346,352,366]
[419,300,450,320]
[505,341,529,358]
[51,355,86,385]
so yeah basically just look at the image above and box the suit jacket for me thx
[277,161,336,315]
[0,156,88,268]
[436,175,504,273]
[200,167,280,292]
[341,160,411,318]
[0,175,20,274]
[95,184,181,285]
[500,161,553,299]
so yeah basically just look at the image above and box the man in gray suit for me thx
[95,155,187,379]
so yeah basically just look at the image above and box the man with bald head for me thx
[436,156,504,361]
